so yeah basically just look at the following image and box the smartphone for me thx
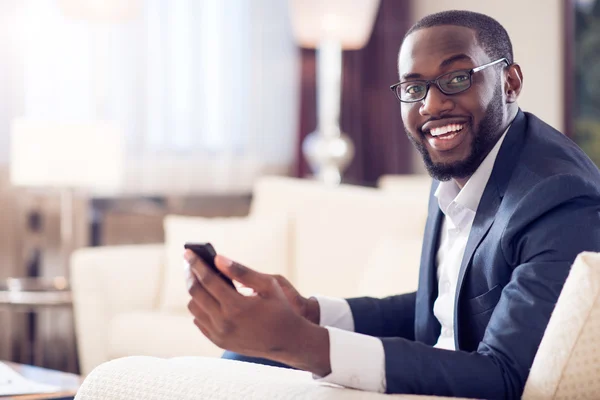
[184,242,235,288]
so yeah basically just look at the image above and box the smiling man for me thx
[184,10,600,399]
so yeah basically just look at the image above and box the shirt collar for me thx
[435,125,510,214]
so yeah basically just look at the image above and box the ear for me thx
[504,63,523,103]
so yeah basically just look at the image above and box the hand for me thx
[231,273,318,324]
[184,251,331,376]
[271,275,320,325]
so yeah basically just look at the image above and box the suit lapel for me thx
[454,183,501,300]
[452,110,528,346]
[415,181,443,345]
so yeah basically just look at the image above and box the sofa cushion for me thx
[161,214,290,311]
[357,236,421,297]
[77,355,471,399]
[523,252,600,399]
[108,311,223,360]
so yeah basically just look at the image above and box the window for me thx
[18,0,299,194]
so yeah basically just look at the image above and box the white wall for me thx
[410,0,564,172]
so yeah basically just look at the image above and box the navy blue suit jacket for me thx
[346,111,600,399]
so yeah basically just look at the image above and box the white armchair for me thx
[70,244,168,374]
[74,252,600,399]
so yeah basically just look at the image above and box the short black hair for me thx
[405,10,514,64]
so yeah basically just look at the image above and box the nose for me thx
[419,84,454,118]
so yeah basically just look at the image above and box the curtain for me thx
[296,0,413,185]
[13,0,299,195]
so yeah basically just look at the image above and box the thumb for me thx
[215,255,271,293]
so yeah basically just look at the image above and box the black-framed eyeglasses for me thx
[390,58,509,103]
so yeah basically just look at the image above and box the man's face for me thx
[398,26,507,181]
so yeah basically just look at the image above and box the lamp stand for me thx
[302,39,354,185]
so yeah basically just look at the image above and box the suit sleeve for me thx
[378,175,600,399]
[345,292,416,340]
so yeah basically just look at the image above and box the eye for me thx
[405,84,426,94]
[448,74,469,84]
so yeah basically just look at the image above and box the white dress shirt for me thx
[314,129,509,392]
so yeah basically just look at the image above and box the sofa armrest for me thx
[70,244,165,375]
[75,356,465,399]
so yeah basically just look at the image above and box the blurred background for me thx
[0,0,597,376]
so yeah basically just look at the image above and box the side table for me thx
[0,278,78,374]
[1,361,81,399]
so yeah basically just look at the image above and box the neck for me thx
[451,107,518,190]
[506,105,519,125]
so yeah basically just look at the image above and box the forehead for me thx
[398,25,490,78]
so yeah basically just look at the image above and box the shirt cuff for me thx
[314,326,386,393]
[313,296,354,331]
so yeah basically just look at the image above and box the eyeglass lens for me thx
[397,70,472,102]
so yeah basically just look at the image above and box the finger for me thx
[188,299,219,344]
[188,279,220,314]
[187,298,214,326]
[272,274,293,289]
[187,252,240,306]
[193,317,216,343]
[183,249,197,265]
[184,258,197,291]
[184,250,202,291]
[193,318,227,350]
[215,255,274,295]
[273,274,303,300]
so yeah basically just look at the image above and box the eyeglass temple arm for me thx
[472,58,510,73]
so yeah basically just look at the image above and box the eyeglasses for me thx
[390,58,509,103]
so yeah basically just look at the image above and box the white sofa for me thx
[71,175,432,375]
[74,252,600,399]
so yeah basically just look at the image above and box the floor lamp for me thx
[290,0,380,185]
[10,119,124,278]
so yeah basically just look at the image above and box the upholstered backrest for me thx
[249,175,432,219]
[377,174,433,199]
[250,176,428,297]
[291,187,426,297]
[523,252,600,399]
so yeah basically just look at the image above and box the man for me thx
[184,10,600,399]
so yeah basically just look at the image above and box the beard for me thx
[406,85,505,182]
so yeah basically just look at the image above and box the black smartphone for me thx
[184,242,235,289]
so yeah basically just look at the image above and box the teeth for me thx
[437,131,459,140]
[430,124,464,137]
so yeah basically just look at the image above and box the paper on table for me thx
[0,362,60,396]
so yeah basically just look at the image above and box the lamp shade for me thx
[289,0,380,50]
[10,119,124,192]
